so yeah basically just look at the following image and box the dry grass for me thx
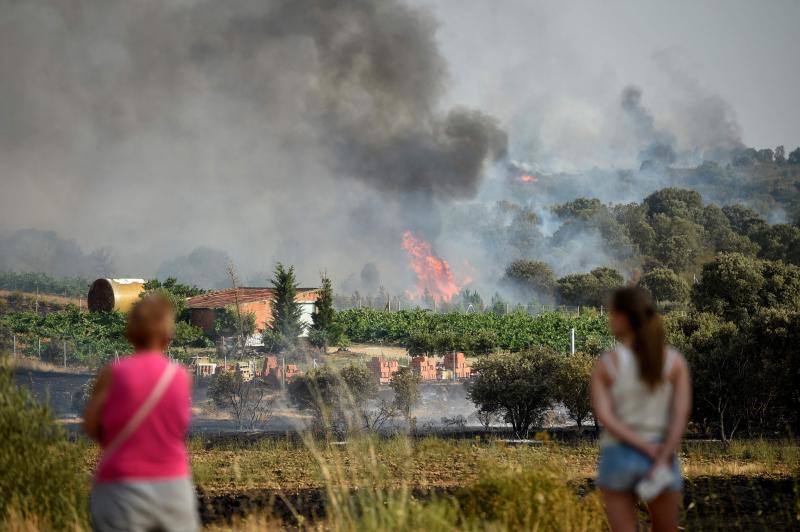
[185,437,798,494]
[6,436,798,530]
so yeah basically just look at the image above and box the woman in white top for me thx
[591,287,692,532]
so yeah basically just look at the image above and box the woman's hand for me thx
[648,453,672,478]
[641,442,663,461]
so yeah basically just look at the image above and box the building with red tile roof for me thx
[185,287,317,335]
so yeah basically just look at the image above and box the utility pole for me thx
[63,339,67,368]
[12,334,16,359]
[37,337,41,359]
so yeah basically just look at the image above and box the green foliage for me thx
[467,348,560,437]
[554,352,595,428]
[390,367,421,424]
[213,306,256,340]
[638,268,690,304]
[502,260,557,302]
[667,308,800,440]
[142,277,206,319]
[692,253,800,321]
[311,275,334,334]
[0,271,88,298]
[336,308,611,354]
[557,267,624,307]
[172,321,208,356]
[310,274,345,349]
[269,263,303,351]
[1,306,128,364]
[0,368,88,528]
[288,364,379,434]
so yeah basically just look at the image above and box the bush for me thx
[0,367,88,528]
[468,348,560,437]
[455,462,605,530]
[554,352,595,428]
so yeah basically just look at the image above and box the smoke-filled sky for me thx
[1,0,798,290]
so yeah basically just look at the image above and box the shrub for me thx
[467,348,560,437]
[0,367,88,528]
[455,463,605,531]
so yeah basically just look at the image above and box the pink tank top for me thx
[96,352,191,483]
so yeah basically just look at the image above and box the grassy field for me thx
[2,362,798,530]
[67,435,800,530]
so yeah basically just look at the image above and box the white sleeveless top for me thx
[599,344,677,448]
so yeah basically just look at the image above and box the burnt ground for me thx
[197,476,799,531]
[13,368,93,416]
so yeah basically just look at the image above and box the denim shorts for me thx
[597,444,683,492]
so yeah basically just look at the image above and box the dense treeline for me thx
[0,272,89,298]
[498,186,799,308]
[666,253,800,439]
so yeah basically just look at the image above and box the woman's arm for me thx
[591,355,660,458]
[83,366,112,442]
[655,352,692,464]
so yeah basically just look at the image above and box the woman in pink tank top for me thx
[83,294,199,532]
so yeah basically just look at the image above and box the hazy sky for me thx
[414,0,800,152]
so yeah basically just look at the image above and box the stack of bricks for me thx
[264,357,303,385]
[367,356,400,384]
[443,352,472,379]
[410,356,437,380]
[263,355,279,376]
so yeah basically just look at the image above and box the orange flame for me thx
[519,174,537,183]
[401,230,465,302]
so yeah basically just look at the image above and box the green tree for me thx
[643,188,704,220]
[172,321,206,358]
[692,253,800,322]
[269,263,303,351]
[554,352,594,428]
[692,253,765,321]
[390,366,421,427]
[638,268,690,304]
[467,348,560,437]
[557,267,624,307]
[310,273,339,349]
[502,260,557,302]
[214,306,256,339]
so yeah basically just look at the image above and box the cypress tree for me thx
[270,263,303,349]
[310,274,335,349]
[311,274,334,332]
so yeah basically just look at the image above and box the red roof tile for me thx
[185,287,318,309]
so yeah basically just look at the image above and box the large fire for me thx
[401,230,467,303]
[519,174,538,183]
